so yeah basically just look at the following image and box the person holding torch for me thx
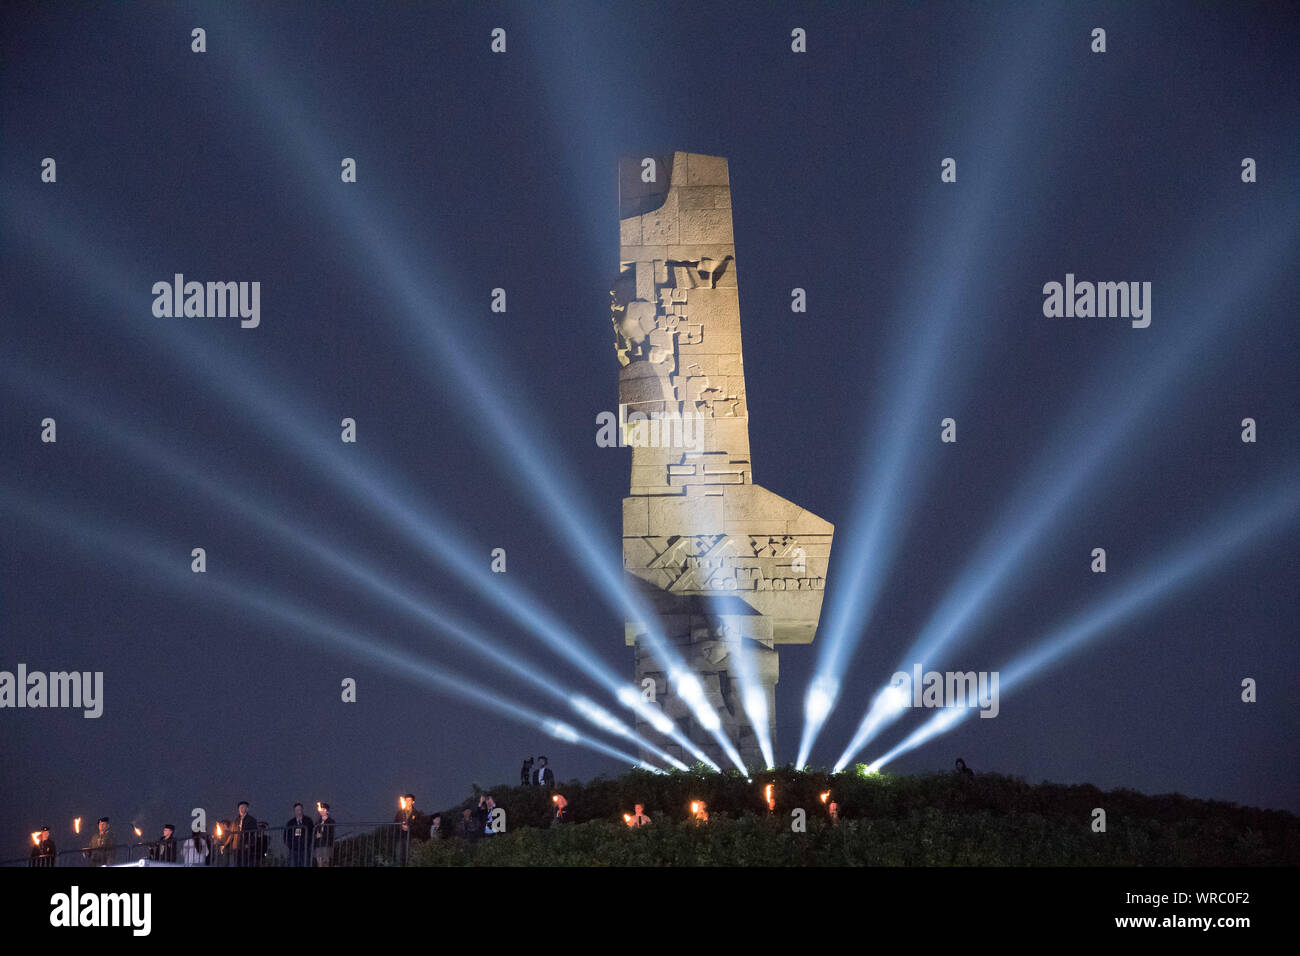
[29,827,55,867]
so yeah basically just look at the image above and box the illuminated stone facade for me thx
[614,151,834,768]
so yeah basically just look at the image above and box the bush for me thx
[408,767,1300,866]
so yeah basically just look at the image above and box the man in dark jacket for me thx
[534,756,555,788]
[29,827,55,867]
[150,825,177,863]
[283,803,314,867]
[394,794,424,864]
[233,801,258,867]
[313,803,335,867]
[394,794,424,835]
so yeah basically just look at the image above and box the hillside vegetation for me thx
[411,767,1300,866]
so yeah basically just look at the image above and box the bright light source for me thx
[673,671,704,703]
[805,675,838,725]
[616,686,642,709]
[798,675,840,766]
[545,720,580,743]
[878,681,909,714]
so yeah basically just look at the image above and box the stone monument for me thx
[613,151,834,768]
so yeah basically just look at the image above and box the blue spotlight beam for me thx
[795,8,1075,768]
[180,22,748,771]
[0,362,692,771]
[0,210,721,771]
[0,488,664,773]
[833,208,1299,771]
[702,594,774,770]
[860,468,1300,772]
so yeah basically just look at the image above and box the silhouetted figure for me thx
[283,803,314,867]
[150,825,177,863]
[550,792,568,826]
[233,801,258,867]
[314,804,335,867]
[29,827,55,867]
[534,756,555,788]
[520,757,534,787]
[428,813,443,840]
[955,758,975,778]
[216,820,234,861]
[457,807,479,841]
[395,793,424,864]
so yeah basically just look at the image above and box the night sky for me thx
[2,1,1297,856]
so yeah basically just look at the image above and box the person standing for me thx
[151,825,177,863]
[215,820,234,863]
[457,807,478,841]
[534,756,555,788]
[86,817,114,867]
[550,792,568,826]
[520,757,534,787]
[283,803,313,867]
[313,803,335,867]
[29,827,55,867]
[428,813,442,840]
[476,795,496,835]
[233,801,258,867]
[394,794,422,834]
[626,804,651,827]
[394,794,422,864]
[182,829,209,866]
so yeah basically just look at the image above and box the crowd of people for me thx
[26,755,568,867]
[25,750,876,866]
[27,802,339,868]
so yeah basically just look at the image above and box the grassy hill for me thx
[411,766,1300,866]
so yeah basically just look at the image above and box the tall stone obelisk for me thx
[613,151,833,768]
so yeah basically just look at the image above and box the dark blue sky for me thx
[2,1,1297,854]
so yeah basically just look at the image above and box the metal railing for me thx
[3,823,419,868]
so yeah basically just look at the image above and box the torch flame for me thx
[623,813,632,825]
[31,831,40,846]
[398,795,407,810]
[215,824,223,838]
[820,790,831,804]
[764,783,774,809]
[690,801,700,814]
[133,826,142,838]
[74,817,81,834]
